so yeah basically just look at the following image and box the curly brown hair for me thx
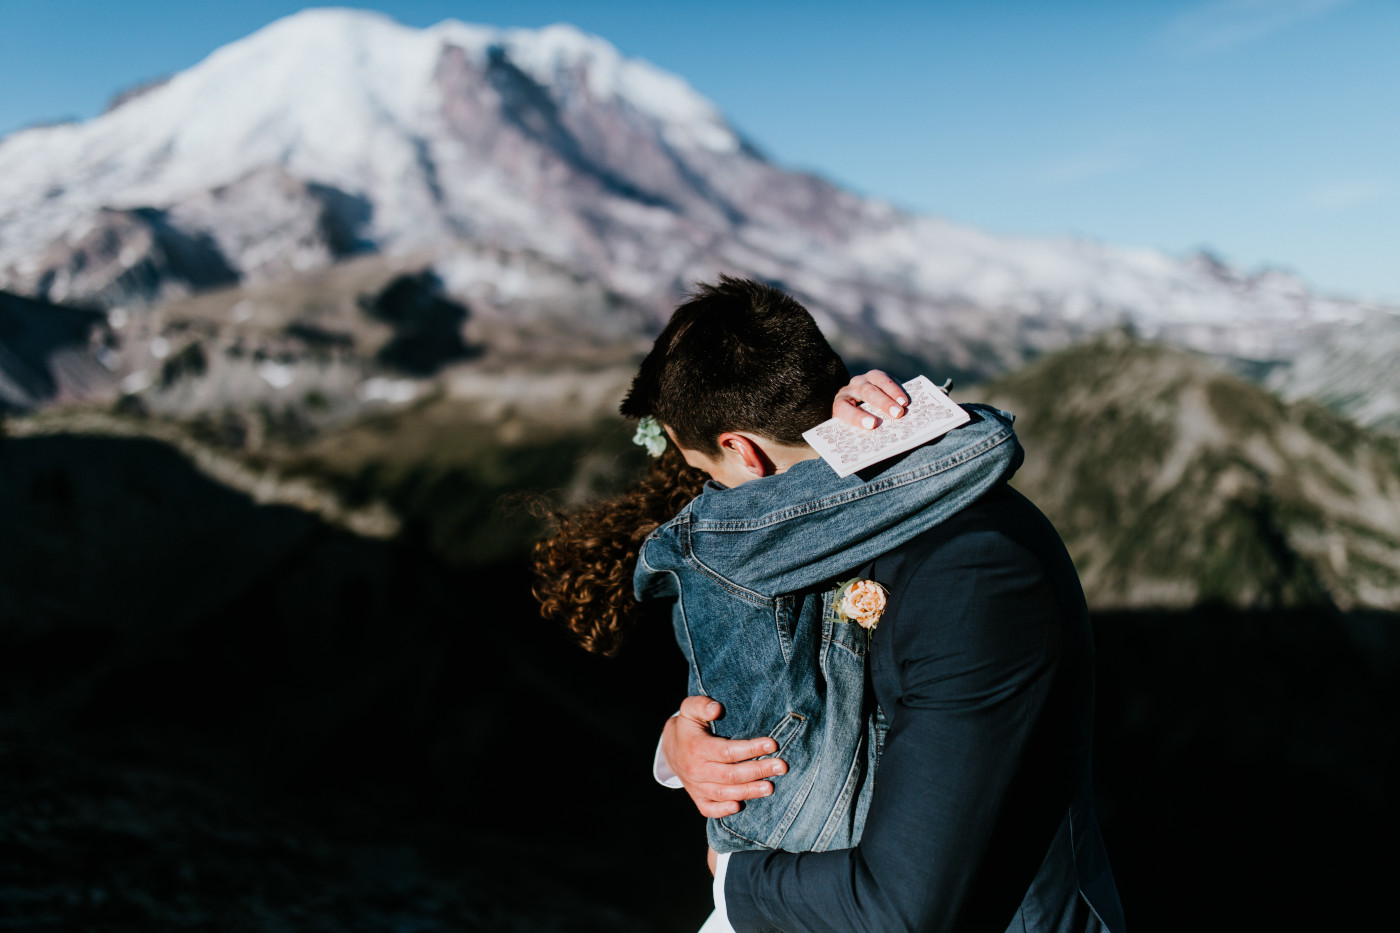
[537,277,846,655]
[532,446,707,656]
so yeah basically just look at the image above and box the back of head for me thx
[621,276,849,455]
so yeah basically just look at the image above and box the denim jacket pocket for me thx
[712,710,810,850]
[763,710,806,755]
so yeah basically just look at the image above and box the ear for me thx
[717,432,776,478]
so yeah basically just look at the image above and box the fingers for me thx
[712,734,779,764]
[854,369,906,420]
[833,391,879,429]
[865,370,908,409]
[669,723,780,775]
[833,370,908,429]
[690,776,778,801]
[688,775,780,817]
[671,702,778,765]
[666,695,790,824]
[690,754,788,786]
[694,796,742,819]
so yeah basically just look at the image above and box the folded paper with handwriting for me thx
[802,376,970,478]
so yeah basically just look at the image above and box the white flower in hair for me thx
[633,416,667,458]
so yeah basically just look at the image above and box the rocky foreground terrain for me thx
[0,430,693,931]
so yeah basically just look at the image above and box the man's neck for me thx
[767,443,820,474]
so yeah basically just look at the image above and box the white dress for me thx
[698,851,735,932]
[655,728,738,933]
[699,908,736,933]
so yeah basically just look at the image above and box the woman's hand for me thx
[833,369,908,429]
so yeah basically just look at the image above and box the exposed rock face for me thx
[984,334,1400,611]
[359,271,476,375]
[167,169,374,282]
[104,75,172,112]
[10,171,371,309]
[0,291,113,410]
[8,207,237,308]
[75,244,652,428]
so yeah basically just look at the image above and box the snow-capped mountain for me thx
[2,8,1396,417]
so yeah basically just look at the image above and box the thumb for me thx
[679,694,723,724]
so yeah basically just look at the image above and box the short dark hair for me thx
[621,276,849,456]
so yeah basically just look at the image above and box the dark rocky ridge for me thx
[0,291,113,411]
[0,430,697,930]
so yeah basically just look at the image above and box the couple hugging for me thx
[537,277,1125,933]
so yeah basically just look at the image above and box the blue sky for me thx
[2,0,1396,301]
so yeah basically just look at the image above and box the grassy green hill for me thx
[981,331,1400,611]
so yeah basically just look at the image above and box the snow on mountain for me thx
[1267,311,1400,433]
[0,9,738,268]
[1,7,1396,406]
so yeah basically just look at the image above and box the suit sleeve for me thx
[723,529,1067,933]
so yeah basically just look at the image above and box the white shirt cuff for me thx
[713,851,732,925]
[653,712,683,788]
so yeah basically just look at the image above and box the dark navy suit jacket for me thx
[724,486,1125,932]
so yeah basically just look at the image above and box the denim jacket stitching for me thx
[674,592,709,699]
[688,425,1012,533]
[773,595,795,664]
[752,757,821,849]
[679,515,777,608]
[823,632,866,660]
[681,429,1015,607]
[821,588,869,660]
[637,546,710,697]
[715,715,818,849]
[814,737,868,850]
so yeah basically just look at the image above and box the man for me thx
[638,282,1124,931]
[665,484,1125,931]
[626,278,1024,866]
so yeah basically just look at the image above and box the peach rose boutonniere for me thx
[835,578,889,634]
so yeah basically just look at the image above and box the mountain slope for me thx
[983,333,1400,611]
[0,291,113,411]
[1266,310,1400,434]
[3,6,1396,412]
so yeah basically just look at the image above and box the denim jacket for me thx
[634,405,1023,854]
